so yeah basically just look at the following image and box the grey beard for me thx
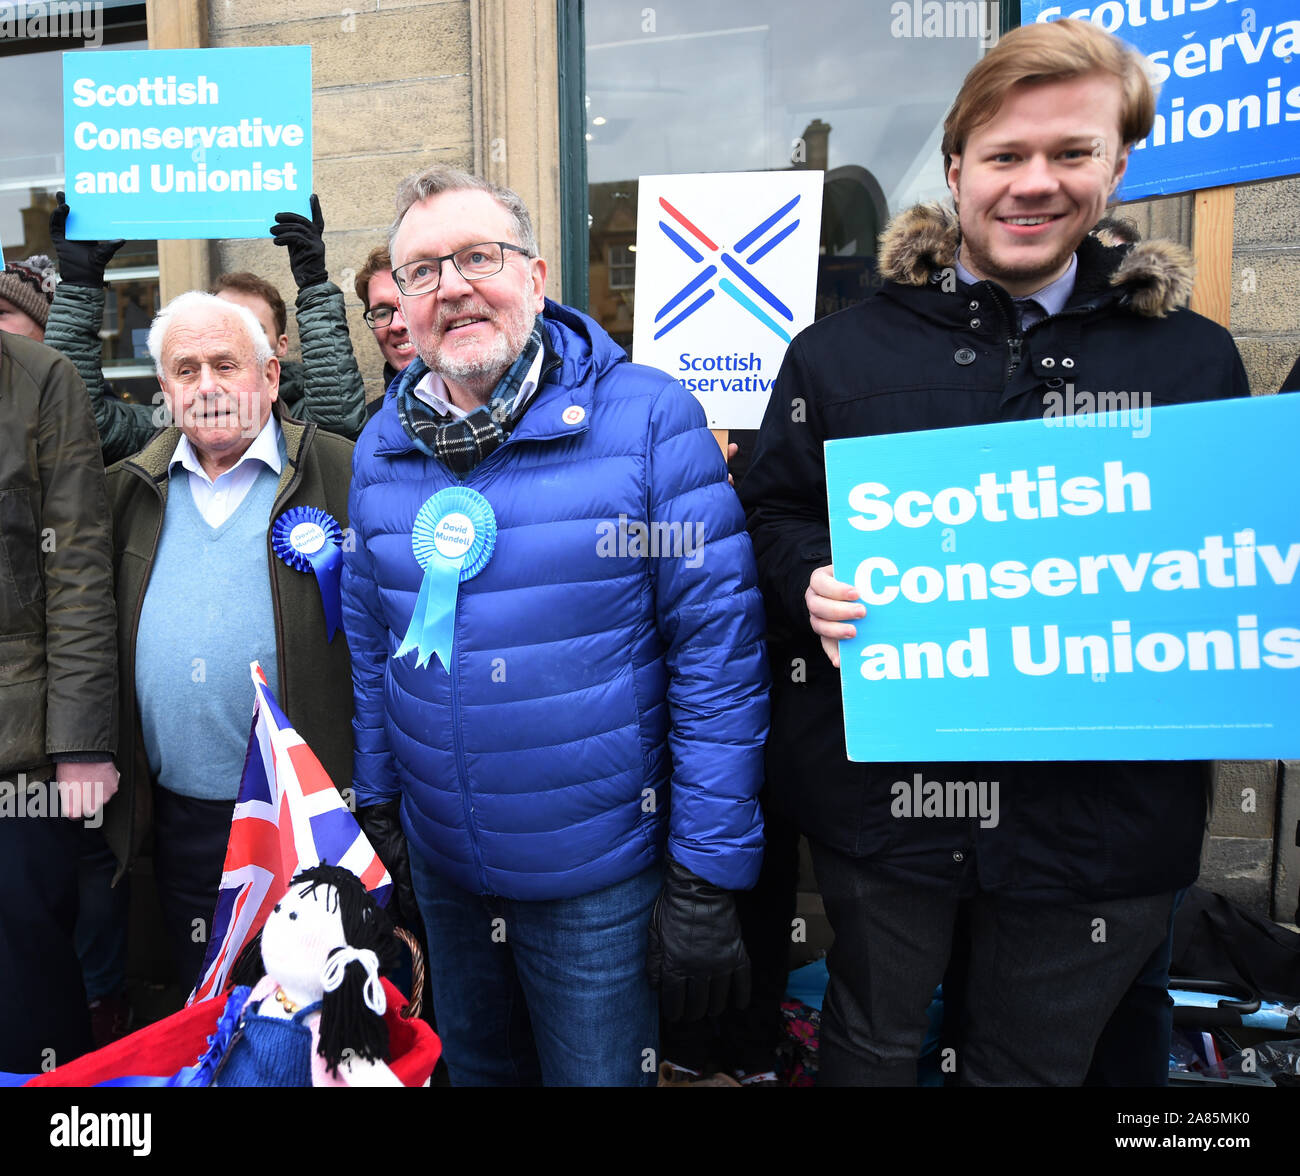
[418,310,537,406]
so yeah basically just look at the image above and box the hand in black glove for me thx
[647,856,752,1022]
[270,192,329,289]
[356,799,420,931]
[49,191,125,287]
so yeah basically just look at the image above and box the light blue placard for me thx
[1021,1,1300,199]
[826,395,1300,762]
[62,46,312,240]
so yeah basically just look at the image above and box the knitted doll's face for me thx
[261,880,346,1006]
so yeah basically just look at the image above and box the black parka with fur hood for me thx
[740,203,1250,902]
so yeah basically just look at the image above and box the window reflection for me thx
[585,0,997,348]
[1,37,159,405]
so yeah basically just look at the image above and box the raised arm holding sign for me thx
[50,46,368,452]
[46,191,368,458]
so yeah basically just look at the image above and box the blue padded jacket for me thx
[342,300,769,900]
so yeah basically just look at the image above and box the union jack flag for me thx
[189,663,392,1005]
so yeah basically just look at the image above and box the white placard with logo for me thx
[632,171,823,430]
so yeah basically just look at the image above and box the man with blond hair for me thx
[741,18,1249,1085]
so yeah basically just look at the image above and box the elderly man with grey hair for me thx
[103,290,356,991]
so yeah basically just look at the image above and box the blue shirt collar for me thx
[955,250,1077,324]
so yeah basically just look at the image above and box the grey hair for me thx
[147,290,274,379]
[388,165,538,259]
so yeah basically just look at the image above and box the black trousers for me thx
[0,801,91,1072]
[1085,890,1183,1086]
[809,839,1174,1086]
[152,787,235,993]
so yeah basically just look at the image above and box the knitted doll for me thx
[186,864,403,1087]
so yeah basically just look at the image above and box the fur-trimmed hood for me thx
[877,202,1195,318]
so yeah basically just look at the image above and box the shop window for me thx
[0,3,159,404]
[607,242,635,290]
[582,0,1003,348]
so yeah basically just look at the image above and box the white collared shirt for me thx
[411,346,545,420]
[168,416,283,528]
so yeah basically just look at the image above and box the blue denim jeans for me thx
[409,853,661,1087]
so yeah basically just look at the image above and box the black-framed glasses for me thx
[363,305,399,328]
[392,242,532,296]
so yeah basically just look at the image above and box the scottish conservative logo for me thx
[632,171,822,430]
[651,193,803,343]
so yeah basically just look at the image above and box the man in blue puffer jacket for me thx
[341,165,769,1087]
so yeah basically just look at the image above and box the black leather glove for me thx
[270,192,329,289]
[647,856,752,1022]
[356,799,419,931]
[49,191,125,287]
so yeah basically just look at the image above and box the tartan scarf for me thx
[397,325,543,477]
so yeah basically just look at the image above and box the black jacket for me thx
[740,203,1250,903]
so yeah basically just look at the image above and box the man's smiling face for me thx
[947,71,1128,298]
[365,269,414,371]
[391,188,547,406]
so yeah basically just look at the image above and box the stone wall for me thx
[207,0,475,402]
[1231,177,1300,398]
[1276,762,1300,925]
[1114,181,1297,922]
[1206,761,1280,919]
[1208,176,1297,921]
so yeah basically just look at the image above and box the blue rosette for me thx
[272,506,345,641]
[395,487,497,671]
